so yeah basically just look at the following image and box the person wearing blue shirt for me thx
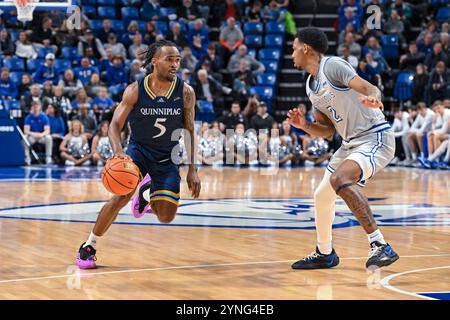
[73,57,100,86]
[92,86,115,119]
[46,103,66,164]
[106,55,128,96]
[33,53,59,85]
[187,19,209,60]
[339,7,362,32]
[0,67,18,99]
[23,101,53,165]
[141,0,161,21]
[339,0,363,21]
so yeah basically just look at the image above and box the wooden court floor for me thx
[0,166,448,300]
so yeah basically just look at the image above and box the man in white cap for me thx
[33,52,58,85]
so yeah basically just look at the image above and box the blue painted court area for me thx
[417,292,450,300]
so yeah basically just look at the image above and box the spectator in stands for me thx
[97,19,114,44]
[425,42,448,71]
[122,21,140,48]
[386,0,412,25]
[292,103,313,151]
[129,59,147,82]
[246,0,263,22]
[73,57,100,86]
[106,56,128,95]
[219,17,244,65]
[220,101,248,130]
[405,102,434,164]
[362,36,389,71]
[92,87,114,120]
[55,20,79,48]
[399,41,425,71]
[59,120,92,166]
[143,21,158,45]
[181,68,192,85]
[128,33,147,60]
[339,0,363,20]
[428,61,448,104]
[23,101,53,165]
[187,19,209,60]
[365,52,385,76]
[339,44,358,69]
[338,22,358,45]
[219,0,243,21]
[104,33,127,60]
[197,43,223,78]
[262,0,285,22]
[33,53,58,85]
[83,47,100,68]
[180,46,198,74]
[177,0,200,23]
[45,86,72,119]
[42,81,54,100]
[18,73,31,97]
[0,29,14,56]
[385,10,406,49]
[72,88,92,110]
[250,101,274,133]
[72,103,97,139]
[99,47,114,72]
[86,73,103,98]
[337,32,361,58]
[142,0,161,21]
[440,33,450,64]
[418,32,433,55]
[194,69,222,105]
[21,84,41,115]
[232,60,254,100]
[417,20,440,44]
[15,31,37,60]
[0,68,18,100]
[91,121,113,166]
[242,94,260,121]
[31,17,57,52]
[227,44,265,76]
[412,63,429,106]
[391,107,410,163]
[46,103,66,164]
[339,7,361,32]
[59,69,83,100]
[357,22,382,47]
[166,22,188,49]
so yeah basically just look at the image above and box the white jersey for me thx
[434,109,450,134]
[306,56,389,141]
[392,111,410,138]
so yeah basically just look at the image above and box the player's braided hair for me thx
[140,40,177,72]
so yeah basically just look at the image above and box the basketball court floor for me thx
[0,165,448,300]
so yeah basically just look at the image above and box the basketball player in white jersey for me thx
[288,28,399,269]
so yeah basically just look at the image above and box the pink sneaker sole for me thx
[76,254,96,269]
[131,174,152,218]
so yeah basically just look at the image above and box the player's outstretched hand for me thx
[360,96,384,111]
[287,108,307,129]
[187,168,201,199]
[112,152,132,161]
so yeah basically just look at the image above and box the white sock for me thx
[83,231,99,249]
[368,229,386,245]
[314,171,336,255]
[420,152,424,158]
[317,241,333,255]
[411,152,417,160]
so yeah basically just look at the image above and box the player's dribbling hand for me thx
[287,108,307,129]
[112,152,132,161]
[360,96,384,111]
[187,168,201,199]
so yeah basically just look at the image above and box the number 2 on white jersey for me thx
[153,118,167,138]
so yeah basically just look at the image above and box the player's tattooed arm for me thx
[183,83,201,198]
[109,82,138,159]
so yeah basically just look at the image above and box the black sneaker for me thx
[366,241,399,269]
[291,247,340,269]
[76,243,97,269]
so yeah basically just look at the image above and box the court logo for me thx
[0,198,449,229]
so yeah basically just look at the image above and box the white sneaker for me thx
[46,157,53,165]
[24,157,31,166]
[65,160,75,166]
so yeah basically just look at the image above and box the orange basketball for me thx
[101,158,140,195]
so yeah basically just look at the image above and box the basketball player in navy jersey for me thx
[288,28,399,270]
[76,40,201,269]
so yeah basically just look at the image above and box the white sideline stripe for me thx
[380,265,450,300]
[0,253,449,285]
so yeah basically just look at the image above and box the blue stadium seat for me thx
[394,72,414,102]
[3,100,20,110]
[258,48,281,61]
[381,34,399,60]
[97,6,117,19]
[137,20,147,33]
[9,31,19,42]
[159,7,177,18]
[27,59,45,72]
[244,35,263,48]
[436,7,450,22]
[3,58,25,71]
[265,21,285,34]
[61,47,79,60]
[81,0,96,5]
[121,7,139,24]
[97,0,115,6]
[37,47,56,59]
[10,71,24,86]
[110,20,125,32]
[256,73,277,87]
[250,86,274,102]
[155,21,168,35]
[54,59,72,73]
[82,5,97,17]
[90,19,103,31]
[243,22,263,34]
[264,35,283,48]
[260,60,279,73]
[247,48,256,59]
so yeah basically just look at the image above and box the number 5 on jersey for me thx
[153,118,167,138]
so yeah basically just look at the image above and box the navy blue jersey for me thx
[128,74,184,161]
